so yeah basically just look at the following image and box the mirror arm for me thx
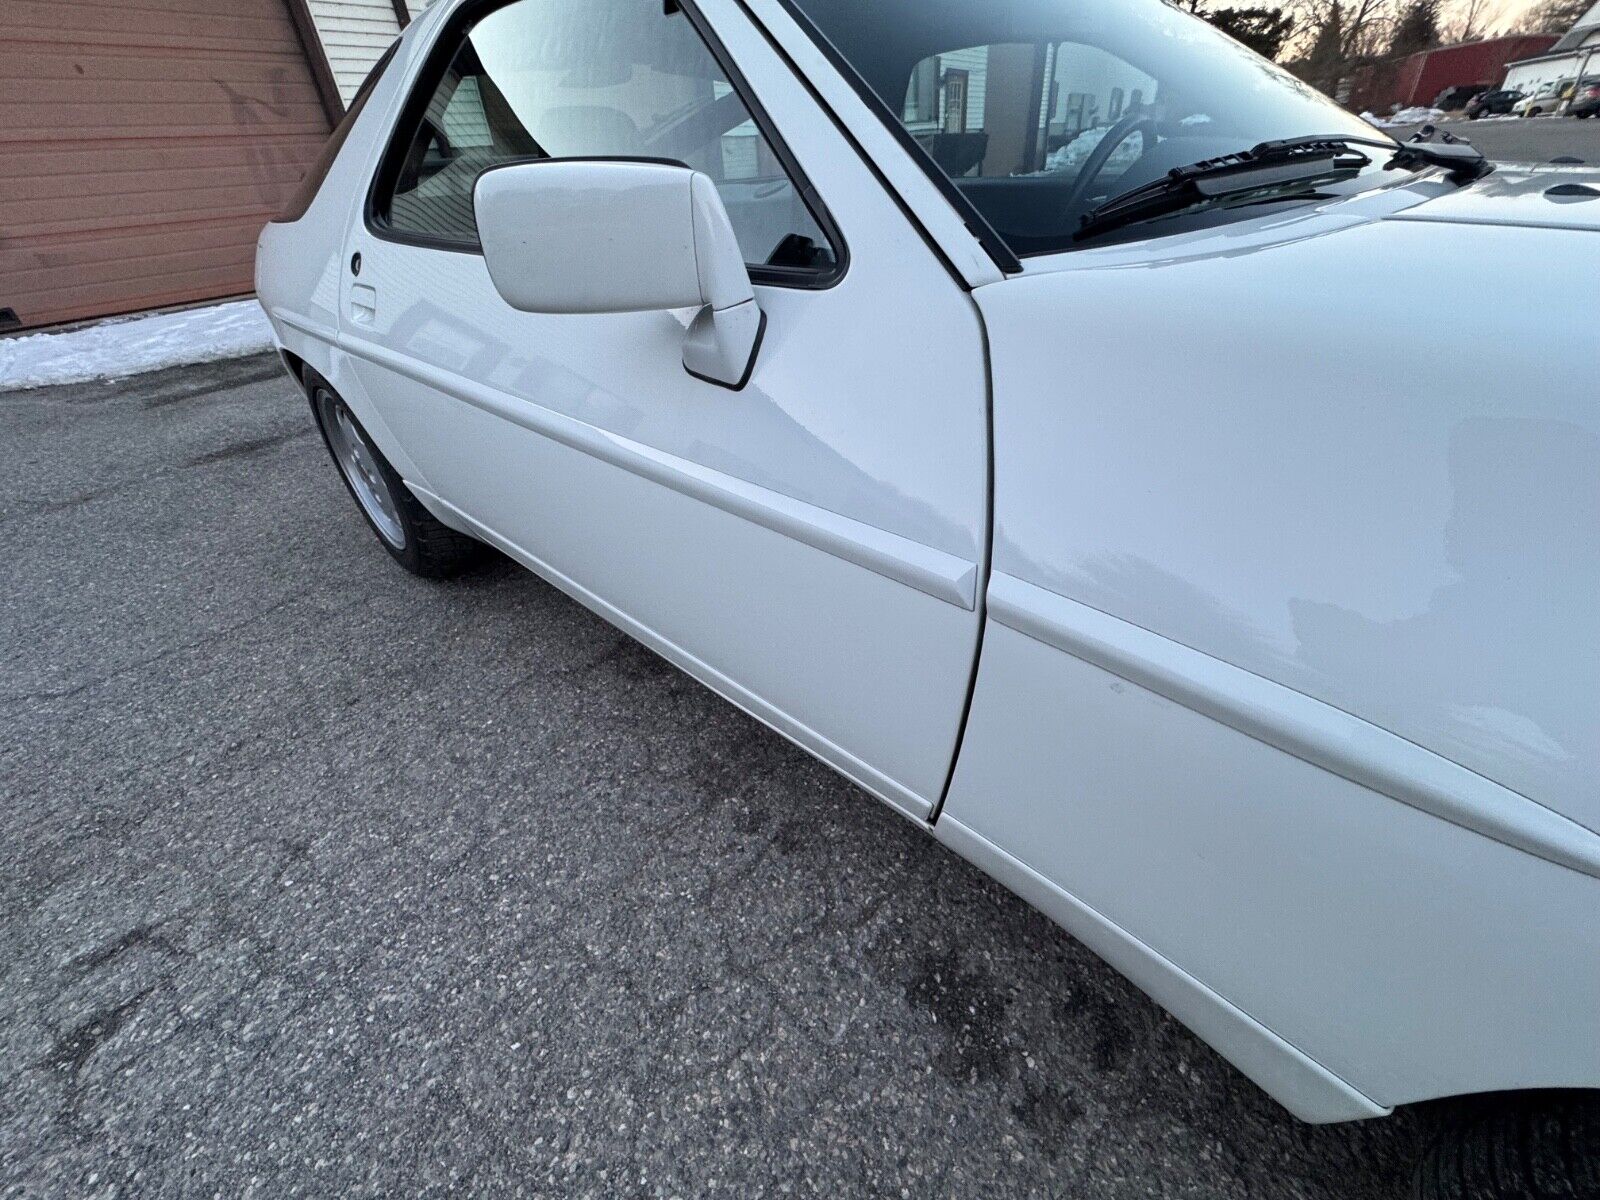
[683,299,766,391]
[682,172,764,390]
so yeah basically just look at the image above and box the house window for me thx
[943,68,970,133]
[907,56,941,124]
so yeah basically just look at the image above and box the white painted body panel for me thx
[258,0,1600,1126]
[287,0,989,817]
[943,178,1600,1115]
[973,182,1599,828]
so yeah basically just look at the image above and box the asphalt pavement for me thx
[1,356,1423,1198]
[1390,114,1600,163]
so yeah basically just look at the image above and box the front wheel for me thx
[1415,1093,1600,1199]
[310,385,486,578]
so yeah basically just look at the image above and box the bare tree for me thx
[1517,0,1591,32]
[1388,0,1442,54]
[1437,0,1510,41]
[1286,0,1397,86]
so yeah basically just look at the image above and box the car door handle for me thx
[350,284,377,325]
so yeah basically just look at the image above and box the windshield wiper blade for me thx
[1074,130,1491,245]
[1075,140,1369,242]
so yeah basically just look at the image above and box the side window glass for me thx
[378,0,836,274]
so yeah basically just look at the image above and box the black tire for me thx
[307,382,486,578]
[1415,1093,1600,1200]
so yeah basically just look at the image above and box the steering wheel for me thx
[420,117,456,161]
[398,117,457,191]
[1061,113,1160,218]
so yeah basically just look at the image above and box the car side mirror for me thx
[473,159,764,390]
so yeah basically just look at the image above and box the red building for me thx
[1345,34,1558,113]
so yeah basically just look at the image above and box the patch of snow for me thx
[1365,106,1446,128]
[1046,125,1146,172]
[1179,113,1213,126]
[0,299,274,392]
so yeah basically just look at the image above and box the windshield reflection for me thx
[787,0,1391,253]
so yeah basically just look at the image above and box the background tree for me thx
[1285,0,1396,91]
[1437,0,1508,42]
[1166,0,1298,59]
[1300,1,1345,85]
[1387,0,1441,54]
[1518,0,1590,32]
[1209,6,1299,58]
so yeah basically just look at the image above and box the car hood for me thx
[1013,163,1600,277]
[1386,162,1600,232]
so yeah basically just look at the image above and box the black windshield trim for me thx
[768,0,1023,274]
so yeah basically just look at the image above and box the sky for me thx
[1209,0,1558,38]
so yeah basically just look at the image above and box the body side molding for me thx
[339,331,979,609]
[986,572,1600,881]
[274,308,340,347]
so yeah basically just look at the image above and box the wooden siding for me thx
[0,0,333,331]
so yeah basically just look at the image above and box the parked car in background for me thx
[1433,83,1488,111]
[1514,78,1573,115]
[258,0,1600,1194]
[1465,88,1523,117]
[1570,78,1600,117]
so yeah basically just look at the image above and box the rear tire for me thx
[1415,1093,1600,1200]
[308,384,486,578]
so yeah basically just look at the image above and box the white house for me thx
[307,0,431,103]
[1503,0,1600,96]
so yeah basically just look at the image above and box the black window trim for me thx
[355,39,403,109]
[363,0,849,290]
[272,40,403,226]
[764,0,1023,274]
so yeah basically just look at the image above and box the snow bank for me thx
[0,299,274,392]
[1364,106,1447,128]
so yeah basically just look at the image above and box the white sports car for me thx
[256,0,1600,1193]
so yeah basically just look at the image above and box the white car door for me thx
[335,0,990,818]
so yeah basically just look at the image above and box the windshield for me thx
[784,0,1396,256]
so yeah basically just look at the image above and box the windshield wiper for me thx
[1074,132,1489,245]
[1262,131,1490,182]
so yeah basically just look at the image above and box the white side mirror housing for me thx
[473,159,764,389]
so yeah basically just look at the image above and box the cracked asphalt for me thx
[2,355,1421,1198]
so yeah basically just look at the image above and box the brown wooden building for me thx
[0,0,423,333]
